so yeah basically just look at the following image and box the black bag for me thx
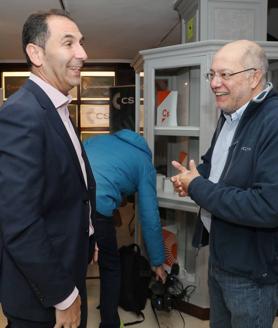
[119,243,152,325]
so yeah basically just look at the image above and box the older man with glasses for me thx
[171,39,278,328]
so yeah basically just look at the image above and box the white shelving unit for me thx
[133,40,278,317]
[157,192,198,213]
[154,126,200,137]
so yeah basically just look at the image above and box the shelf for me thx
[157,191,198,213]
[154,126,200,137]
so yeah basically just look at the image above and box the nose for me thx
[76,43,88,61]
[210,74,222,88]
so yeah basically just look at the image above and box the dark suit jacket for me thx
[0,79,96,322]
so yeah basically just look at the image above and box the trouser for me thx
[208,264,278,328]
[95,212,121,328]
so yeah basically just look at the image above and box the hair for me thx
[241,41,269,85]
[22,9,74,65]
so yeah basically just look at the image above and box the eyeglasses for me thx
[204,68,257,81]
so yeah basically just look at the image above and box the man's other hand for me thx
[54,295,81,328]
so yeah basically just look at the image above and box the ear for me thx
[25,43,44,67]
[250,69,263,90]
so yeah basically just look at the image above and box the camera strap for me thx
[123,311,145,326]
[150,300,162,328]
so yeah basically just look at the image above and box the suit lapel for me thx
[23,79,87,189]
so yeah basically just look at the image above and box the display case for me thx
[79,71,115,136]
[2,71,30,100]
[1,70,115,137]
[133,40,278,318]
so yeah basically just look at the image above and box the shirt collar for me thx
[224,103,248,123]
[29,73,72,109]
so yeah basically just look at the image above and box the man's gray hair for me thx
[242,42,269,84]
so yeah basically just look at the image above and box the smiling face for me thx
[27,15,87,95]
[210,41,264,114]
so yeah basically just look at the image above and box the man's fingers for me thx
[171,160,187,173]
[179,190,187,197]
[93,249,99,262]
[171,175,177,182]
[189,159,196,170]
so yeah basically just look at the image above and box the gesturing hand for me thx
[171,160,200,197]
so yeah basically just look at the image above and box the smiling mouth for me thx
[215,92,229,96]
[69,66,82,71]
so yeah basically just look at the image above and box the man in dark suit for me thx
[0,9,95,328]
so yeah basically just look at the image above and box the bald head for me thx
[214,40,268,85]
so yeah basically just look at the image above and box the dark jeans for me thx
[95,213,121,328]
[209,264,278,328]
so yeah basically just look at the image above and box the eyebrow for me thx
[209,69,232,72]
[61,34,85,42]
